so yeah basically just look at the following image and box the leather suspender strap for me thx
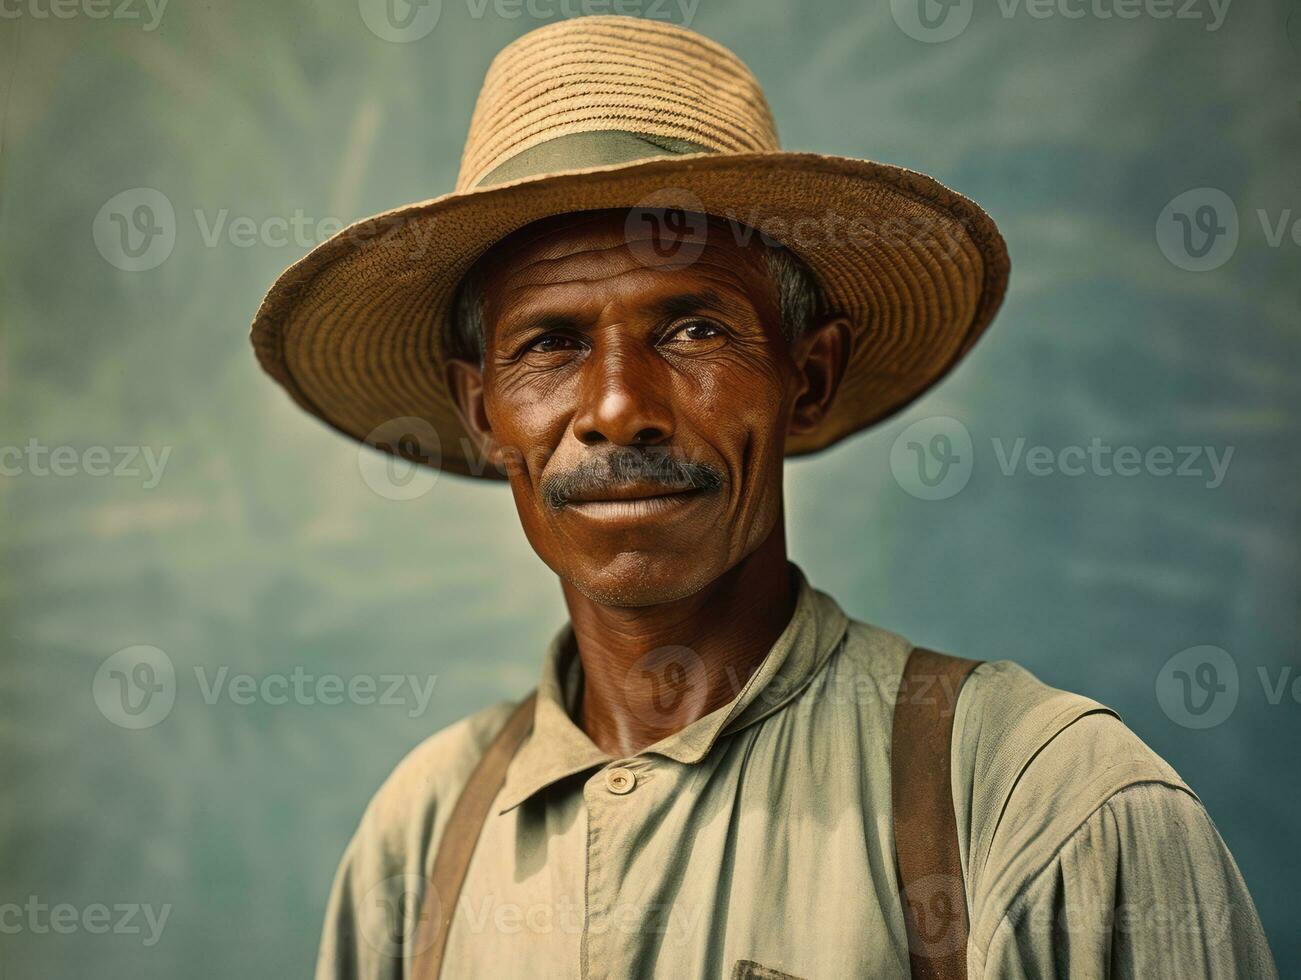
[891,647,983,980]
[410,691,537,980]
[410,648,978,978]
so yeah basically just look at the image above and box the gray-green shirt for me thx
[317,567,1277,979]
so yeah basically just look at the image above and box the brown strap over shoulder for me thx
[891,647,983,980]
[410,691,537,980]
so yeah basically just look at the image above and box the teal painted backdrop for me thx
[2,0,1297,975]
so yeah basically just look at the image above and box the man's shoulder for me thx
[829,615,1198,867]
[315,700,524,973]
[350,698,520,865]
[953,656,1193,813]
[948,657,1201,920]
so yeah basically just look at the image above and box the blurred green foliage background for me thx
[1,0,1297,976]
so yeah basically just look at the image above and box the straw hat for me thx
[250,15,1009,480]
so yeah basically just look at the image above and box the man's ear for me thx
[445,358,507,472]
[787,316,851,437]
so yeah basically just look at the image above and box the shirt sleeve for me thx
[314,793,426,980]
[980,781,1278,980]
[314,701,517,980]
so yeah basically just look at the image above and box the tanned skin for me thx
[446,209,849,759]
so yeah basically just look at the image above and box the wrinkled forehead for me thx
[474,209,780,324]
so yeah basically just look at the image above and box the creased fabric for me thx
[314,566,1276,980]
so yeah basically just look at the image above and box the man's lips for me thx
[563,481,704,505]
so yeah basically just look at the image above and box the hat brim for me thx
[250,151,1009,480]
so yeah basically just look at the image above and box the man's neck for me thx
[560,523,798,758]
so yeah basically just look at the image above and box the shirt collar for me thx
[496,563,850,814]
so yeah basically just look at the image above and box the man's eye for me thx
[666,318,726,343]
[527,333,582,354]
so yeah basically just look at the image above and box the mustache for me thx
[540,447,725,510]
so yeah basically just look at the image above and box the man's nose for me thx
[571,344,674,447]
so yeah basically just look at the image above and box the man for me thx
[251,15,1277,980]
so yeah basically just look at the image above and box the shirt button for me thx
[605,767,636,795]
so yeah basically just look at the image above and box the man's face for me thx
[449,209,836,607]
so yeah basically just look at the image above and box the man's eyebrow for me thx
[496,289,735,340]
[651,290,731,321]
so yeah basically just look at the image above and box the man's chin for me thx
[560,553,720,608]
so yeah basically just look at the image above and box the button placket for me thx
[582,760,660,979]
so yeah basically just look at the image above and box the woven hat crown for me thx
[456,16,780,192]
[250,15,1009,480]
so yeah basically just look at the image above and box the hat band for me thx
[474,130,715,189]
